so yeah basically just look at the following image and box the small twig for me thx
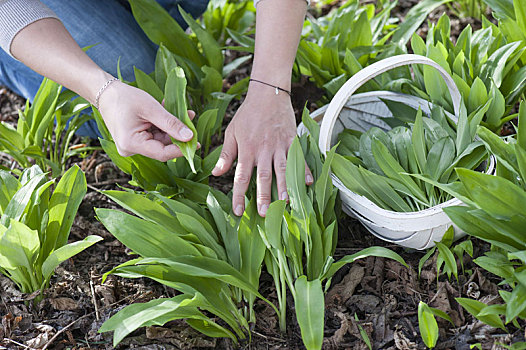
[251,331,287,343]
[89,279,100,321]
[2,338,36,350]
[41,292,147,350]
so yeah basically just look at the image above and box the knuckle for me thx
[258,169,272,181]
[220,150,233,161]
[165,117,181,131]
[276,161,287,172]
[257,193,271,202]
[158,154,171,162]
[232,194,245,204]
[234,173,250,185]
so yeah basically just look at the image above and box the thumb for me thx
[148,103,194,142]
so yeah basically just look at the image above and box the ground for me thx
[1,2,525,349]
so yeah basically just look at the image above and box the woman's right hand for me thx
[97,80,195,162]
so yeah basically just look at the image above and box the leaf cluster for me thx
[0,165,101,297]
[442,102,526,325]
[0,79,94,177]
[97,189,274,346]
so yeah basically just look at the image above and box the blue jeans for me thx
[0,0,209,137]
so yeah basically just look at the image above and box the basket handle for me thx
[318,54,462,155]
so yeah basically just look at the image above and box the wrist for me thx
[86,70,116,106]
[246,78,292,101]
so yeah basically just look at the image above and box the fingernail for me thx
[214,158,225,171]
[280,191,288,201]
[260,204,269,216]
[180,128,193,140]
[306,175,313,184]
[234,205,244,216]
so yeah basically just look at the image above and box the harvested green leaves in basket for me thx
[331,100,490,212]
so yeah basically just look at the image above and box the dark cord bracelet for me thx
[249,78,292,97]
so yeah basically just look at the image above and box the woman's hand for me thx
[212,86,313,217]
[97,81,196,162]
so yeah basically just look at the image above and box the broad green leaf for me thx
[99,295,204,346]
[165,68,198,173]
[95,208,201,258]
[456,298,506,330]
[286,138,313,224]
[134,67,163,103]
[264,200,286,251]
[436,242,458,280]
[412,109,427,173]
[0,220,39,271]
[457,168,526,220]
[418,301,439,349]
[391,0,451,47]
[0,171,47,227]
[294,276,324,350]
[180,8,223,74]
[177,212,226,261]
[324,246,407,280]
[518,102,526,151]
[315,146,336,216]
[506,283,526,323]
[42,235,102,281]
[43,165,86,260]
[372,139,427,204]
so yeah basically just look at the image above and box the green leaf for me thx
[264,200,286,251]
[134,67,164,103]
[391,0,451,47]
[418,301,439,349]
[42,235,102,282]
[180,7,223,74]
[315,146,336,216]
[0,171,47,227]
[467,78,488,114]
[436,242,458,280]
[165,67,198,173]
[0,220,39,271]
[196,109,217,154]
[324,246,407,280]
[294,276,324,350]
[286,138,313,224]
[372,139,428,204]
[412,109,427,173]
[95,208,201,258]
[99,295,205,346]
[456,297,506,330]
[518,102,526,152]
[42,165,87,260]
[457,168,526,220]
[506,283,526,323]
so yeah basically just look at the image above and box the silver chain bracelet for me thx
[94,77,119,110]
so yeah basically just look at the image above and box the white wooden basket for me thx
[297,54,495,250]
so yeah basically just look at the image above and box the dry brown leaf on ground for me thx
[394,324,418,350]
[430,281,463,328]
[50,297,79,311]
[323,311,351,349]
[326,265,365,306]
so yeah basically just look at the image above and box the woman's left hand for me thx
[212,86,313,217]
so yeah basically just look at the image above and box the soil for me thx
[1,2,525,350]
